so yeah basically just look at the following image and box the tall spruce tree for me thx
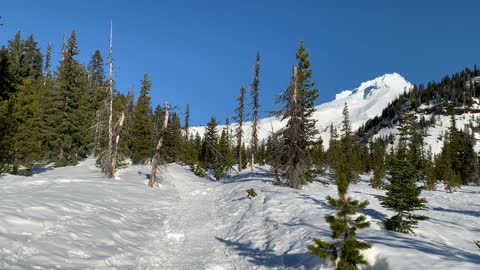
[370,138,386,189]
[250,52,260,171]
[130,73,154,164]
[274,42,319,189]
[233,85,246,172]
[381,111,428,234]
[201,116,219,169]
[51,31,89,166]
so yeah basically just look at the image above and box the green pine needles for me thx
[381,110,428,234]
[308,104,371,270]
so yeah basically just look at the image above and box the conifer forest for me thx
[0,2,479,270]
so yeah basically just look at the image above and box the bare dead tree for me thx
[149,102,170,188]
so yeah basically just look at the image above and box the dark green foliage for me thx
[435,112,477,192]
[130,74,153,164]
[309,136,325,169]
[201,116,218,167]
[233,86,246,171]
[308,193,371,269]
[334,103,359,185]
[424,146,436,191]
[51,32,90,166]
[308,102,371,270]
[164,112,184,162]
[273,42,319,189]
[370,138,386,189]
[250,52,260,167]
[246,188,257,199]
[191,163,206,177]
[381,111,428,234]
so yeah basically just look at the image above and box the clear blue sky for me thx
[1,0,479,125]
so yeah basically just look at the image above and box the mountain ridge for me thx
[191,73,413,145]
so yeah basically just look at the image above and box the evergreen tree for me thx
[308,105,371,269]
[424,146,436,191]
[184,104,190,141]
[370,138,386,189]
[130,73,154,164]
[250,52,260,171]
[233,85,245,171]
[335,103,359,184]
[273,42,319,189]
[51,31,89,166]
[309,136,324,168]
[381,111,428,234]
[164,112,184,162]
[201,116,219,169]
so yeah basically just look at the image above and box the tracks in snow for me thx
[151,165,234,270]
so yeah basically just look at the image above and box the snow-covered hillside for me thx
[0,160,478,269]
[374,112,480,155]
[191,73,412,145]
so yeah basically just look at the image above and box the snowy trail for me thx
[153,166,233,270]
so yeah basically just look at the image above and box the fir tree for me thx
[233,85,245,172]
[130,73,154,164]
[381,111,428,234]
[335,103,359,184]
[201,116,219,169]
[308,104,371,269]
[164,112,184,162]
[370,138,386,189]
[51,31,89,166]
[250,52,260,171]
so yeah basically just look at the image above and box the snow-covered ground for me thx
[0,160,479,269]
[374,112,480,155]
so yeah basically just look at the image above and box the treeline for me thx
[0,31,194,176]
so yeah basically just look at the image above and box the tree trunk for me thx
[149,102,169,188]
[109,112,125,178]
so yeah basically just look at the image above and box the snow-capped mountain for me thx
[191,73,413,145]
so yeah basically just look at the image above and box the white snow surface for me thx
[191,73,413,145]
[374,112,480,156]
[0,159,479,269]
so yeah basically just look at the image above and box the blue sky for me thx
[1,0,479,125]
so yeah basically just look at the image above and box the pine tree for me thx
[250,52,260,171]
[335,103,359,184]
[184,104,190,141]
[164,112,184,162]
[424,146,436,191]
[308,105,371,269]
[381,111,428,234]
[201,116,219,169]
[130,73,154,164]
[51,31,89,166]
[273,42,319,189]
[233,85,245,172]
[370,138,386,189]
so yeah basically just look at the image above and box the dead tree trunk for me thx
[107,21,114,171]
[148,102,170,188]
[110,112,125,178]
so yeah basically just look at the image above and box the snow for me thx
[0,160,479,269]
[374,112,480,156]
[191,73,412,146]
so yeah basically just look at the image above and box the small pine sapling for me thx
[246,188,257,199]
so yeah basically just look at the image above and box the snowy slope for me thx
[191,73,412,145]
[0,160,479,269]
[374,112,480,156]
